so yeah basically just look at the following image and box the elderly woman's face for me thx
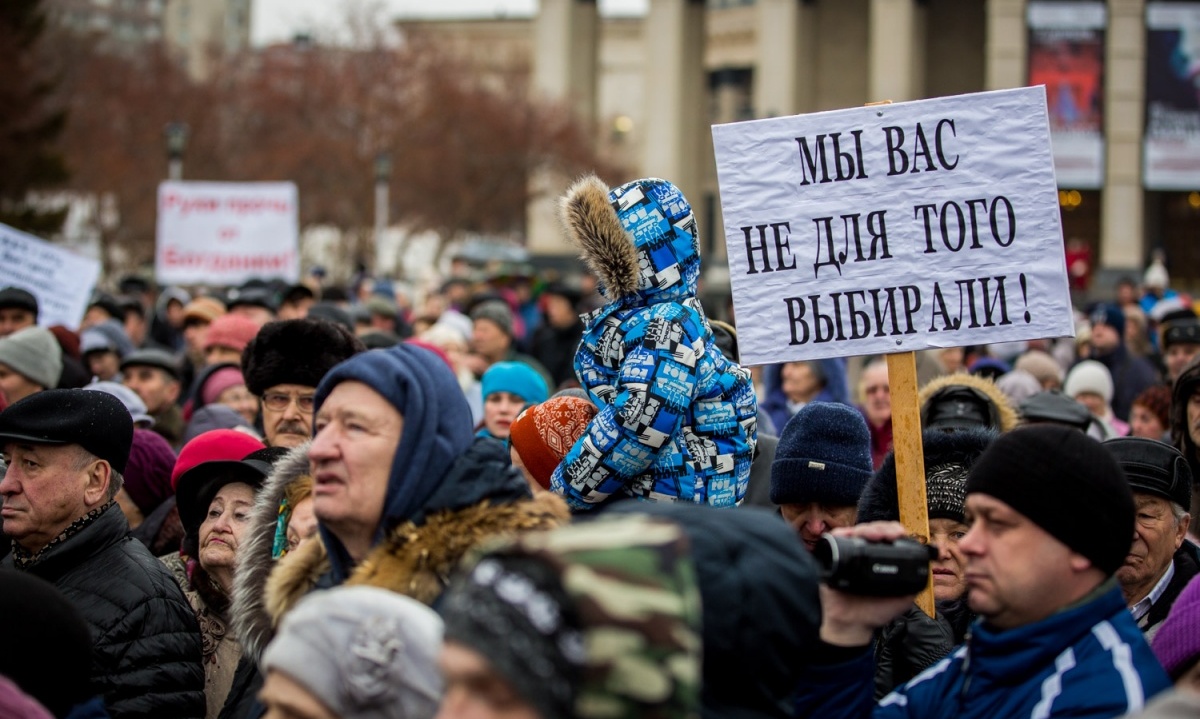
[199,482,256,579]
[930,518,970,602]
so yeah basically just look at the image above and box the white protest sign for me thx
[0,223,100,330]
[712,86,1073,366]
[156,181,300,285]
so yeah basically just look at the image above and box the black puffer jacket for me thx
[2,504,206,719]
[608,502,821,718]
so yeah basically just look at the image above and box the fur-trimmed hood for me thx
[917,372,1019,433]
[559,175,700,306]
[230,442,571,663]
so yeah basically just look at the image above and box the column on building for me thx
[641,0,707,210]
[868,0,925,103]
[527,0,599,257]
[754,0,816,118]
[1103,0,1146,271]
[984,0,1027,90]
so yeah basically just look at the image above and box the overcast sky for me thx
[251,0,648,47]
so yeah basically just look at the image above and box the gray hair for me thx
[69,447,124,501]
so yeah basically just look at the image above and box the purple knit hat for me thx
[122,428,178,514]
[1152,574,1200,678]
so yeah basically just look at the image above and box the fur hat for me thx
[770,402,873,506]
[242,319,365,396]
[0,327,61,390]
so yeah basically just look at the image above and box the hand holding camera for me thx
[815,522,932,647]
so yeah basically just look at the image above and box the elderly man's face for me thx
[959,493,1088,629]
[261,383,316,448]
[859,364,891,427]
[780,502,858,553]
[308,381,403,560]
[123,366,180,414]
[0,443,100,553]
[1117,493,1188,603]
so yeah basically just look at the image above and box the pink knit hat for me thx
[201,366,247,406]
[203,314,261,353]
[1152,574,1200,678]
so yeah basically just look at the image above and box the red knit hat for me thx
[203,314,261,354]
[171,428,266,490]
[508,397,597,490]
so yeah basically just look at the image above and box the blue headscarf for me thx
[312,344,474,583]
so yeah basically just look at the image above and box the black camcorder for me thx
[812,534,939,597]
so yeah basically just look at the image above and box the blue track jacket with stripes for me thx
[795,584,1170,718]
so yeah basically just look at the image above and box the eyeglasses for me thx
[262,392,316,412]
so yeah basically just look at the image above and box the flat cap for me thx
[0,389,133,473]
[1104,437,1193,510]
[120,348,181,380]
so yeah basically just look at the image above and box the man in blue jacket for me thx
[796,425,1171,718]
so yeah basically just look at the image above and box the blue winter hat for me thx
[1089,302,1125,340]
[481,362,549,404]
[770,402,873,506]
[314,344,475,583]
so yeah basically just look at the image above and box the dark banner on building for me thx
[1145,3,1200,190]
[1027,1,1106,188]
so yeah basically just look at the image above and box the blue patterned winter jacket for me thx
[550,176,758,509]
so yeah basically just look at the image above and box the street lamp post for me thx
[164,122,189,181]
[373,151,392,275]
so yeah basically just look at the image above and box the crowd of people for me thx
[2,175,1200,718]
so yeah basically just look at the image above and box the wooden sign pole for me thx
[862,99,934,618]
[886,351,934,617]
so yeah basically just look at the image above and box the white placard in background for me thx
[712,86,1074,366]
[0,223,100,330]
[156,181,300,285]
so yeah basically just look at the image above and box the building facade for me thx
[418,0,1200,289]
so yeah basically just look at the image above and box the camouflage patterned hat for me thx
[442,514,703,719]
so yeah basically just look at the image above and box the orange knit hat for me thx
[508,396,597,489]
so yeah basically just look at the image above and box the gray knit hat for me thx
[261,586,443,719]
[470,299,514,337]
[0,326,62,390]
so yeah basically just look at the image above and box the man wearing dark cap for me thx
[1163,317,1200,385]
[226,287,277,326]
[121,348,184,447]
[276,284,316,321]
[241,319,365,448]
[770,402,874,552]
[468,299,550,385]
[796,425,1170,718]
[0,389,205,718]
[1086,302,1160,422]
[1105,437,1199,640]
[0,286,37,338]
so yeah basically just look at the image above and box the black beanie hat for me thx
[859,427,997,525]
[241,318,365,396]
[771,402,873,506]
[966,425,1134,576]
[0,388,133,473]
